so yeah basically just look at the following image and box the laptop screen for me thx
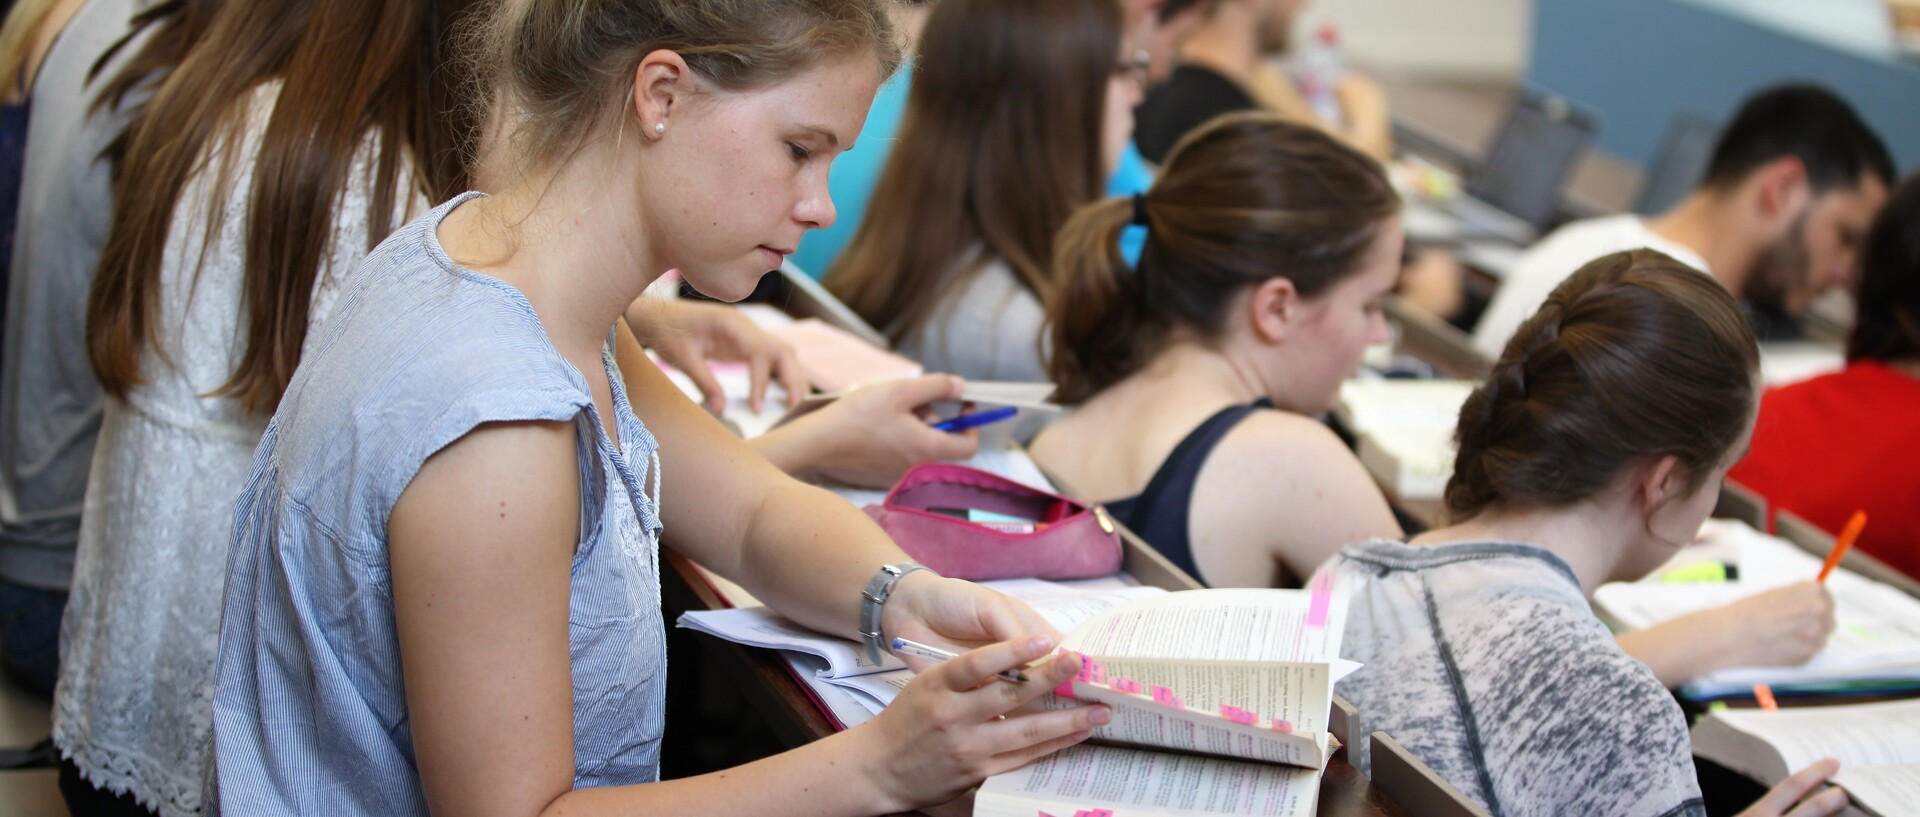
[1466,89,1599,229]
[1635,113,1721,215]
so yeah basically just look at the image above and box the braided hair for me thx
[1445,250,1761,522]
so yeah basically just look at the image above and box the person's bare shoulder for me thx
[1191,409,1401,579]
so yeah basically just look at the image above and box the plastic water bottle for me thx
[1293,22,1346,129]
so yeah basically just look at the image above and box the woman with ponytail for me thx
[1326,251,1847,817]
[1032,112,1405,588]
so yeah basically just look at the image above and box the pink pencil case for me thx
[862,463,1123,581]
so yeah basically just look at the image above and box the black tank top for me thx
[1102,400,1271,586]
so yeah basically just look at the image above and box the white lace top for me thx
[52,80,424,817]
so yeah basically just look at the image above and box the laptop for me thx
[1404,87,1601,246]
[1635,112,1721,215]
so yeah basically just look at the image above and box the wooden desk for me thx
[660,529,1412,816]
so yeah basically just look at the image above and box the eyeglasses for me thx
[1114,49,1151,88]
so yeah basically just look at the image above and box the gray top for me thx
[1329,540,1705,817]
[0,0,150,588]
[210,194,668,814]
[895,255,1049,384]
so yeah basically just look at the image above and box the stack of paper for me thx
[1594,520,1920,699]
[1336,379,1474,500]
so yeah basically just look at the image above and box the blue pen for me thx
[930,406,1019,433]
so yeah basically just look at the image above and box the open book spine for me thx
[1046,652,1328,769]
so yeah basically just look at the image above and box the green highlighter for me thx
[1659,562,1739,584]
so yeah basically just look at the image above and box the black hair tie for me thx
[1130,193,1150,227]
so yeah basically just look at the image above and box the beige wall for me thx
[1298,0,1531,82]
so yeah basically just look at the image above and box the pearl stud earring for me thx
[654,122,666,134]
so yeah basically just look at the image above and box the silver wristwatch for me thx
[860,562,933,665]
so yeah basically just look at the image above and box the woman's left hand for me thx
[626,296,809,414]
[880,572,1062,662]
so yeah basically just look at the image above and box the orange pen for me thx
[1753,684,1778,711]
[1815,511,1869,584]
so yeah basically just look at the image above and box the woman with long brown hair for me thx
[1031,113,1406,588]
[56,1,469,813]
[825,0,1144,383]
[208,1,1102,813]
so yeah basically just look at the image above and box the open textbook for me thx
[1692,698,1920,817]
[975,580,1354,817]
[680,578,1359,817]
[1593,519,1920,699]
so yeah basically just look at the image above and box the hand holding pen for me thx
[894,637,1030,683]
[930,405,1018,433]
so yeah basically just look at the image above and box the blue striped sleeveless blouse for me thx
[209,193,668,815]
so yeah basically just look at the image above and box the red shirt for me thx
[1730,360,1920,581]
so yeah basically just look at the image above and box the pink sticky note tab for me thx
[1110,677,1142,694]
[1054,680,1077,699]
[1071,651,1094,683]
[1084,660,1107,686]
[1151,685,1183,709]
[1090,811,1115,817]
[1306,571,1334,630]
[1270,719,1294,732]
[1221,705,1258,725]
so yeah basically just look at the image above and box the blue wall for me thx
[1530,0,1920,174]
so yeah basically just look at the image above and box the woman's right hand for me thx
[773,374,981,488]
[1736,759,1849,817]
[1722,581,1837,668]
[854,636,1111,811]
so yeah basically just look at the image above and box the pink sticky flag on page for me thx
[1110,677,1142,694]
[1151,685,1183,709]
[1220,705,1258,725]
[1082,660,1107,686]
[1306,570,1334,630]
